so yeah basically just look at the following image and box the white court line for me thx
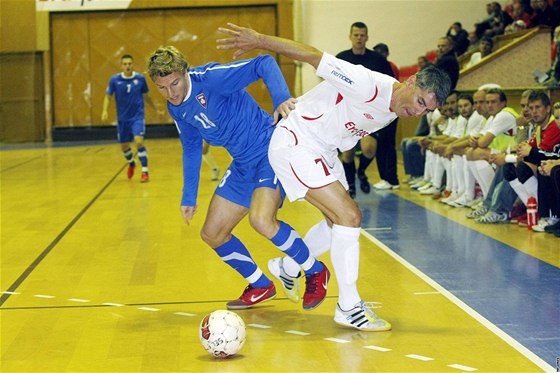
[406,354,434,361]
[363,345,392,352]
[286,330,310,336]
[248,324,272,329]
[324,338,350,343]
[103,303,124,307]
[448,363,478,371]
[414,291,441,295]
[138,307,159,312]
[2,291,20,295]
[361,230,554,372]
[174,312,196,317]
[34,294,55,298]
[68,298,90,303]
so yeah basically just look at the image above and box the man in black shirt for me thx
[435,36,459,90]
[336,22,396,197]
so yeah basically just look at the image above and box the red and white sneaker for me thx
[140,172,150,183]
[226,283,276,310]
[303,262,330,310]
[127,164,135,179]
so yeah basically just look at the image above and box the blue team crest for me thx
[196,93,207,109]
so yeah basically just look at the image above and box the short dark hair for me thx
[480,36,494,48]
[350,22,368,33]
[415,64,452,106]
[121,54,133,61]
[528,91,551,107]
[458,93,474,105]
[373,43,389,54]
[486,88,507,102]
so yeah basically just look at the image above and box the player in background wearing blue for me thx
[102,54,160,183]
[147,46,330,310]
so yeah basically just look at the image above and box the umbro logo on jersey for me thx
[196,93,207,109]
[363,113,374,120]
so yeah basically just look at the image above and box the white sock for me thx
[432,156,445,189]
[442,157,453,191]
[523,176,538,204]
[510,176,539,206]
[453,155,465,195]
[424,151,435,181]
[283,220,331,277]
[474,160,495,197]
[331,224,361,309]
[509,178,529,206]
[463,156,475,200]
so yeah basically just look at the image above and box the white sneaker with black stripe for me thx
[268,257,301,303]
[334,301,392,331]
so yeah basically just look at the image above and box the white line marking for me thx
[2,291,19,295]
[448,364,478,371]
[103,303,124,307]
[361,230,555,372]
[174,312,196,317]
[68,298,90,303]
[286,330,310,336]
[405,354,433,361]
[247,324,272,329]
[324,338,350,343]
[34,294,55,298]
[414,291,440,295]
[138,307,159,312]
[363,345,392,352]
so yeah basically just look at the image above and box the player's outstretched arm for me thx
[217,23,323,69]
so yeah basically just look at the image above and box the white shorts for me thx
[268,126,348,201]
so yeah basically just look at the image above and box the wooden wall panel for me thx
[88,11,166,125]
[51,6,279,128]
[0,53,45,142]
[51,14,90,127]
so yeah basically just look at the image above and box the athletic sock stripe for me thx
[277,230,300,252]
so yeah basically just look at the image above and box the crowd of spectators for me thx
[400,87,560,238]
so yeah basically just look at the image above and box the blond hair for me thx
[147,46,189,81]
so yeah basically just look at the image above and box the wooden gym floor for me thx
[1,138,557,372]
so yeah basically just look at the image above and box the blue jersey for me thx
[167,55,291,206]
[106,72,149,121]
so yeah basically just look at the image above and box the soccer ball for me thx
[199,310,246,358]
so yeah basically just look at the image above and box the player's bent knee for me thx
[248,215,277,239]
[200,228,227,248]
[336,205,362,228]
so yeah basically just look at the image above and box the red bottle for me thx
[527,196,538,230]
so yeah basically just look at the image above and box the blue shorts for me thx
[117,119,145,143]
[215,155,285,209]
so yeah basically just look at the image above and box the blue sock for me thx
[271,221,323,275]
[123,148,135,166]
[214,235,271,288]
[137,146,148,170]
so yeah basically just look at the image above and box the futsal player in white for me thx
[217,23,451,331]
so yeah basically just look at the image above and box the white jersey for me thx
[269,52,398,201]
[279,52,398,155]
[464,111,485,136]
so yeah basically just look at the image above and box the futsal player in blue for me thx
[102,54,160,183]
[147,46,330,310]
